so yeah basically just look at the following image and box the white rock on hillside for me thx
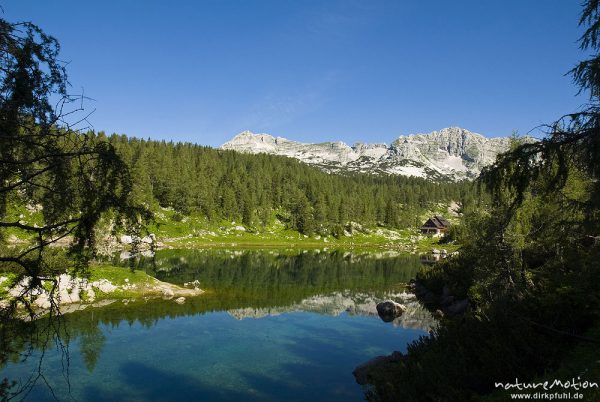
[91,279,117,293]
[220,127,532,181]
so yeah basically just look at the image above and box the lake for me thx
[0,249,435,401]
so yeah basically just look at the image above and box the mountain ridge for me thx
[220,127,522,181]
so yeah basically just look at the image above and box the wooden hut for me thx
[420,215,450,236]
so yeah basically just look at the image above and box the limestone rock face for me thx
[91,279,117,294]
[221,128,532,181]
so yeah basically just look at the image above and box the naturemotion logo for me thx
[495,377,598,400]
[495,378,598,392]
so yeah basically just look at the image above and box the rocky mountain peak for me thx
[221,128,526,181]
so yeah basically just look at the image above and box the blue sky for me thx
[3,0,589,146]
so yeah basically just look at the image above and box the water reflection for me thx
[1,249,434,401]
[125,249,422,300]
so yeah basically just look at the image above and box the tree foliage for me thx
[363,2,600,400]
[0,18,147,317]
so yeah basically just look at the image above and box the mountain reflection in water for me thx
[0,249,435,402]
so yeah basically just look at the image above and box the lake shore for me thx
[0,264,204,317]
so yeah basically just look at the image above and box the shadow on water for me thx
[80,326,386,402]
[82,360,340,402]
[81,358,357,402]
[1,249,431,401]
[83,362,255,402]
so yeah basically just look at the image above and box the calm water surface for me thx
[1,249,434,401]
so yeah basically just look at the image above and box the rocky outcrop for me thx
[1,273,203,315]
[389,127,512,179]
[221,127,533,181]
[7,274,97,309]
[91,279,117,294]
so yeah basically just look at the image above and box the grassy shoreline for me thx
[160,229,460,254]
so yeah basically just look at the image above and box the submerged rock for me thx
[174,297,186,304]
[376,300,406,322]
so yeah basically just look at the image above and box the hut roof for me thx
[422,215,450,229]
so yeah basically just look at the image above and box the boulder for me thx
[57,274,72,292]
[8,278,31,297]
[86,288,96,302]
[174,297,186,304]
[92,279,117,293]
[70,289,81,303]
[34,293,51,309]
[160,287,175,299]
[376,300,406,322]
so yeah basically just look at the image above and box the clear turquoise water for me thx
[1,250,432,401]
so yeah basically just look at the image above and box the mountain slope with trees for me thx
[102,133,476,235]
